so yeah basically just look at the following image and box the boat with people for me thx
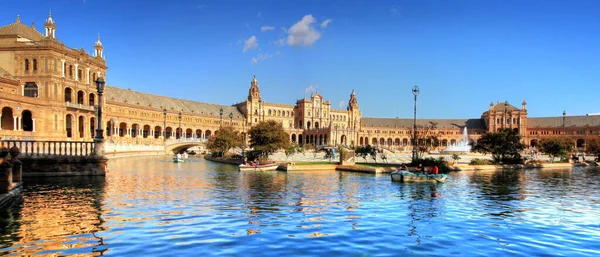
[390,170,447,183]
[173,157,186,163]
[238,163,279,171]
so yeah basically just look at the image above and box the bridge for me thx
[164,138,208,154]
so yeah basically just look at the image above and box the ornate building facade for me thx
[1,14,599,151]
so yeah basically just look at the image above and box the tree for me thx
[206,126,241,157]
[584,136,600,161]
[248,120,290,159]
[302,143,315,159]
[539,136,573,162]
[355,145,373,163]
[471,128,525,164]
[409,121,441,159]
[285,144,297,160]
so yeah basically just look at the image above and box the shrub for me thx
[410,157,450,173]
[469,158,494,165]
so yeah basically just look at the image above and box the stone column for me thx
[13,117,17,131]
[32,118,36,132]
[74,64,79,81]
[0,114,2,130]
[61,60,65,77]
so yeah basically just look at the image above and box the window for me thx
[24,59,29,72]
[33,59,37,72]
[69,65,73,78]
[23,82,38,98]
[78,69,82,81]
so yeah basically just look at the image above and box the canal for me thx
[0,156,599,256]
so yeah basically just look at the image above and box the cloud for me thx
[274,38,286,46]
[261,26,274,32]
[304,85,317,95]
[243,35,258,52]
[390,5,400,16]
[286,15,321,47]
[251,51,281,64]
[320,19,332,28]
[338,100,345,109]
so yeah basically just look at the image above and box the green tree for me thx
[248,120,290,159]
[355,145,373,163]
[285,144,297,160]
[206,126,242,157]
[409,121,441,159]
[539,136,573,162]
[471,128,525,164]
[585,136,600,161]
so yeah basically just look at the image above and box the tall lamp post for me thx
[562,110,566,135]
[219,108,224,127]
[412,85,420,162]
[242,120,246,157]
[178,112,182,139]
[163,108,167,142]
[94,77,105,156]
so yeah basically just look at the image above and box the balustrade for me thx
[0,140,95,157]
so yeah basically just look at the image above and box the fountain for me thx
[441,127,472,154]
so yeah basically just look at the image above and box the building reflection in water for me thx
[0,176,107,256]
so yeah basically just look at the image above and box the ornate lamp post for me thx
[178,112,182,139]
[229,112,233,126]
[219,108,224,127]
[94,77,105,156]
[412,85,420,162]
[562,110,566,135]
[163,108,167,142]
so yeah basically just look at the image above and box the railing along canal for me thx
[0,140,96,157]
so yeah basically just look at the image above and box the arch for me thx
[24,82,38,97]
[78,116,85,138]
[154,126,162,139]
[315,122,319,129]
[131,123,139,138]
[106,121,113,137]
[69,65,73,78]
[299,120,303,129]
[318,134,323,145]
[205,130,212,138]
[77,90,85,104]
[90,117,96,138]
[576,139,585,148]
[21,110,33,131]
[341,135,347,145]
[195,129,202,139]
[268,109,272,116]
[298,134,303,146]
[402,138,408,146]
[359,137,364,145]
[442,139,448,146]
[119,122,127,137]
[65,114,73,138]
[450,139,457,145]
[64,87,73,102]
[186,128,193,138]
[1,107,14,130]
[307,121,311,130]
[89,93,95,106]
[394,138,400,146]
[387,138,393,146]
[371,138,377,145]
[530,139,539,147]
[165,126,173,139]
[143,125,150,138]
[24,59,30,71]
[291,134,297,143]
[379,138,385,145]
[33,59,37,71]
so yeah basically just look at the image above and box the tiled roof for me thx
[0,21,45,41]
[0,67,17,80]
[361,117,485,129]
[105,86,244,118]
[528,115,600,128]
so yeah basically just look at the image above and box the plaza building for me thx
[1,14,599,152]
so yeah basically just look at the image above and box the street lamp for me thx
[412,85,420,162]
[562,110,566,135]
[94,77,105,141]
[163,108,167,142]
[229,112,233,126]
[242,120,246,157]
[178,111,182,139]
[219,108,224,127]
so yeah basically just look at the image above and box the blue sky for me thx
[3,0,599,118]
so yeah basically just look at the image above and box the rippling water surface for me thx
[1,156,599,256]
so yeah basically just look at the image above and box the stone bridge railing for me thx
[165,138,208,146]
[0,140,96,157]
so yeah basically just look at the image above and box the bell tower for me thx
[347,89,361,146]
[94,34,104,58]
[246,75,262,124]
[44,10,56,39]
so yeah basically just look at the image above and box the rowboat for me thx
[239,163,279,171]
[173,158,186,163]
[391,170,447,183]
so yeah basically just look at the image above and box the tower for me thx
[347,89,361,146]
[44,10,56,39]
[94,34,103,58]
[246,75,262,124]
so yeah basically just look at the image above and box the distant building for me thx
[1,14,599,151]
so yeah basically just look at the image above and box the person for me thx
[183,152,189,159]
[400,164,408,171]
[415,163,423,173]
[253,159,259,167]
[431,165,439,175]
[243,156,248,165]
[176,153,182,159]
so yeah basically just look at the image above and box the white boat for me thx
[238,163,279,171]
[173,158,186,163]
[391,170,447,183]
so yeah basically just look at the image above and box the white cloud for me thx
[338,100,345,109]
[251,51,281,64]
[304,85,317,95]
[261,26,274,32]
[286,14,321,47]
[274,38,286,46]
[243,35,258,52]
[320,19,332,28]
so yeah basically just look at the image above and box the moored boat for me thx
[391,170,447,183]
[173,158,186,163]
[239,163,279,171]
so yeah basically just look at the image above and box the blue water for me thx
[0,156,599,256]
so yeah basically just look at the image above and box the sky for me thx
[3,0,600,119]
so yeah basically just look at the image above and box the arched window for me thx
[77,90,84,104]
[24,59,29,71]
[64,88,72,102]
[24,82,38,97]
[21,110,33,131]
[69,65,73,78]
[1,107,14,130]
[66,114,73,138]
[90,117,96,138]
[78,116,85,138]
[33,59,38,71]
[89,93,95,106]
